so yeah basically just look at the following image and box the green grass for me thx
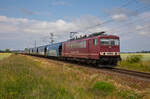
[118,53,150,72]
[0,54,144,99]
[0,55,74,99]
[92,81,115,96]
[0,53,11,60]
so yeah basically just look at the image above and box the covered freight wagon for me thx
[47,42,62,57]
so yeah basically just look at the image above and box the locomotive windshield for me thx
[100,39,119,46]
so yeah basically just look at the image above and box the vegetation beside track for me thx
[0,53,11,60]
[118,53,150,73]
[0,54,149,99]
[121,53,150,61]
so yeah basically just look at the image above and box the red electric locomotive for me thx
[62,32,121,67]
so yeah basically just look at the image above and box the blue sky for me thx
[0,0,150,52]
[1,0,143,20]
[0,0,123,20]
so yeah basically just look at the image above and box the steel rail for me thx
[109,68,150,79]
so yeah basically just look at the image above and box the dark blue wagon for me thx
[47,42,62,57]
[37,45,47,55]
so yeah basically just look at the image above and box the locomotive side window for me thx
[66,41,86,48]
[100,39,109,45]
[93,38,98,46]
[100,39,119,46]
[113,39,119,45]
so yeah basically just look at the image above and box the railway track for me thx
[108,68,150,80]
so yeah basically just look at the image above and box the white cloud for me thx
[112,14,128,21]
[105,8,138,17]
[0,12,150,50]
[0,11,150,35]
[0,13,150,39]
[0,15,105,44]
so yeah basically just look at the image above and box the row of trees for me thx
[136,50,150,53]
[0,49,11,53]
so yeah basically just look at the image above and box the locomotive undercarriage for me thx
[98,56,121,66]
[62,56,121,67]
[25,53,121,68]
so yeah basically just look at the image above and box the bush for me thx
[92,81,115,96]
[126,55,142,63]
[14,52,18,55]
[5,49,10,53]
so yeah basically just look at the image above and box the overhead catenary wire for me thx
[84,1,150,34]
[83,0,137,30]
[105,14,150,33]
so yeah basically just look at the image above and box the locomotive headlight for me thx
[100,52,104,55]
[117,52,120,55]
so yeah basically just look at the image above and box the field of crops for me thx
[118,53,150,72]
[0,53,11,60]
[121,53,150,61]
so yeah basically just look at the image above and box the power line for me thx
[119,0,135,8]
[118,24,150,35]
[85,2,150,31]
[83,0,136,30]
[106,15,150,33]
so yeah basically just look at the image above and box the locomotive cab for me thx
[98,35,121,65]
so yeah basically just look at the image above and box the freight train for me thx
[24,32,121,67]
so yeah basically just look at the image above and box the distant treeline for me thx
[0,50,5,53]
[121,50,150,53]
[136,51,150,53]
[0,49,11,53]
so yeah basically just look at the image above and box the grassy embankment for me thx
[0,54,149,99]
[117,53,150,72]
[0,53,11,60]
